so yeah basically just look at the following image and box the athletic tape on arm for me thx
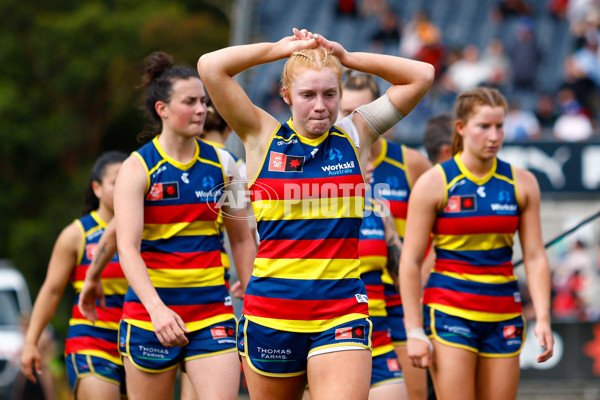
[354,93,404,136]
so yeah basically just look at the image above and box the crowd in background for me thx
[261,0,600,143]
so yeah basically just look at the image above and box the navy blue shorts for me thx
[238,316,372,377]
[426,306,525,356]
[65,353,125,394]
[371,349,403,387]
[118,318,237,372]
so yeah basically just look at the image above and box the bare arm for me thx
[313,34,434,149]
[21,222,80,383]
[405,147,433,188]
[115,155,189,347]
[516,168,554,363]
[399,167,445,368]
[198,29,318,150]
[381,203,402,287]
[78,220,117,321]
[222,208,256,291]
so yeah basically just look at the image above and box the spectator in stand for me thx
[370,11,402,55]
[504,100,542,141]
[359,0,389,18]
[481,38,512,91]
[506,17,542,93]
[553,86,595,141]
[440,44,492,94]
[534,93,560,138]
[400,10,441,60]
[336,0,358,18]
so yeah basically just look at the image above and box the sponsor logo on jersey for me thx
[146,182,179,200]
[444,195,476,213]
[268,151,304,172]
[85,244,98,259]
[335,325,366,340]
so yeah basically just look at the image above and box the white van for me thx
[0,259,33,398]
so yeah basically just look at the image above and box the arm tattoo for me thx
[383,213,401,283]
[93,243,108,267]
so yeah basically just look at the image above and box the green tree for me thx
[0,0,231,337]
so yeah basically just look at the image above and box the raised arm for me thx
[78,219,117,321]
[516,168,554,363]
[115,155,189,347]
[197,29,318,147]
[399,167,444,368]
[313,34,434,147]
[21,223,80,383]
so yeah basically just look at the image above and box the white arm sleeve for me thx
[354,93,404,136]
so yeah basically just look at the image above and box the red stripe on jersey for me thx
[71,262,124,281]
[142,250,222,270]
[359,239,387,258]
[364,285,385,300]
[435,259,515,276]
[65,337,120,357]
[423,288,522,314]
[122,301,232,323]
[433,216,519,235]
[243,295,369,320]
[258,238,358,260]
[388,200,408,219]
[72,306,123,323]
[252,176,365,200]
[144,203,219,224]
[372,330,392,348]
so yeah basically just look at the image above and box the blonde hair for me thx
[280,46,343,103]
[451,87,508,155]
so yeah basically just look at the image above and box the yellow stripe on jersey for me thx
[142,220,219,241]
[253,197,364,221]
[148,266,226,288]
[380,269,395,285]
[358,256,387,274]
[72,278,128,295]
[69,319,120,330]
[429,304,522,322]
[246,313,368,333]
[440,271,518,284]
[253,258,360,280]
[124,313,235,332]
[394,219,406,239]
[368,299,388,317]
[433,232,514,251]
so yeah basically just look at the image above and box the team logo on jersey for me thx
[146,182,179,200]
[444,195,476,213]
[268,151,304,172]
[210,326,235,339]
[85,244,98,259]
[335,325,366,340]
[181,172,189,184]
[502,325,523,339]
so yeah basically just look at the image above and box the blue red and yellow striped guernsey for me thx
[423,154,522,321]
[122,136,234,332]
[243,118,369,332]
[66,211,127,365]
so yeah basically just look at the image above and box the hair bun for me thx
[141,51,175,89]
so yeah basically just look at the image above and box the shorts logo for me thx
[335,325,366,340]
[444,195,476,213]
[387,358,401,372]
[268,151,304,172]
[211,326,235,339]
[503,325,523,339]
[146,182,179,200]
